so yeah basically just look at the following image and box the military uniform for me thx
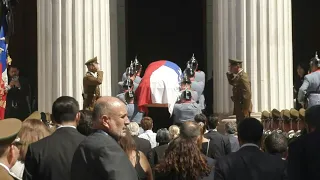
[0,118,22,180]
[83,57,103,111]
[226,59,252,123]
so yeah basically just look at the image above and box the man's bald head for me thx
[180,121,201,139]
[92,96,125,121]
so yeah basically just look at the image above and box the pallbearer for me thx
[83,57,103,111]
[298,52,320,108]
[226,59,252,123]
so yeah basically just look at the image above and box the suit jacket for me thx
[23,127,85,180]
[133,135,152,156]
[71,131,138,180]
[298,71,320,107]
[215,146,287,180]
[288,130,320,180]
[226,71,252,121]
[83,71,103,110]
[204,130,231,158]
[228,134,240,152]
[147,144,168,168]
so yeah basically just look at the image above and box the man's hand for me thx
[94,63,100,71]
[9,80,15,87]
[15,80,21,88]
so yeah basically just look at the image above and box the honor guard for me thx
[125,90,144,124]
[226,59,252,123]
[298,52,320,108]
[0,118,22,180]
[119,60,139,91]
[184,67,205,110]
[116,78,134,103]
[172,90,201,126]
[187,53,206,83]
[83,57,103,111]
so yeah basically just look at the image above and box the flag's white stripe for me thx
[150,65,180,115]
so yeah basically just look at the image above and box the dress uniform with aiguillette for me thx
[226,59,252,123]
[83,57,103,111]
[298,52,320,108]
[0,118,22,180]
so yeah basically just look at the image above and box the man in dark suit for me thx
[214,118,287,180]
[204,116,231,158]
[71,96,138,180]
[23,96,85,180]
[288,105,320,180]
[5,65,31,120]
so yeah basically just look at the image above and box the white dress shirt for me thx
[138,130,158,148]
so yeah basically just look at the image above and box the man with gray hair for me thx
[71,96,138,180]
[225,122,240,152]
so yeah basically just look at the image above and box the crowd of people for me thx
[0,94,320,180]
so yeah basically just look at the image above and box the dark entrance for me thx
[126,0,207,73]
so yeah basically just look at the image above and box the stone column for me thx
[37,0,118,112]
[212,0,293,114]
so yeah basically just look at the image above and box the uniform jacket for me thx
[226,70,252,120]
[298,71,320,107]
[23,127,85,180]
[172,102,201,125]
[83,71,103,110]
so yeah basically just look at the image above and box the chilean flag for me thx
[135,60,182,114]
[135,60,182,115]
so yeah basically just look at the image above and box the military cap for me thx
[261,111,271,119]
[122,78,134,89]
[299,108,305,121]
[281,109,291,121]
[229,58,243,65]
[187,53,198,71]
[183,68,195,78]
[85,56,98,65]
[0,118,22,145]
[271,109,281,119]
[133,56,142,71]
[181,75,191,84]
[181,90,192,101]
[309,52,320,68]
[290,108,300,120]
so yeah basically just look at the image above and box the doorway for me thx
[126,0,207,73]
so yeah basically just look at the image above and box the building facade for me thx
[37,0,293,114]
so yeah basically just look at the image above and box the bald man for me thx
[71,96,138,180]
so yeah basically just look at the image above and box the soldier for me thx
[298,52,320,108]
[133,56,143,84]
[184,68,205,110]
[172,90,201,126]
[83,57,103,111]
[0,118,22,180]
[119,61,139,92]
[226,59,252,123]
[116,78,134,103]
[125,90,144,124]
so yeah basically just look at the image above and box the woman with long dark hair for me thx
[154,121,215,180]
[119,129,153,180]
